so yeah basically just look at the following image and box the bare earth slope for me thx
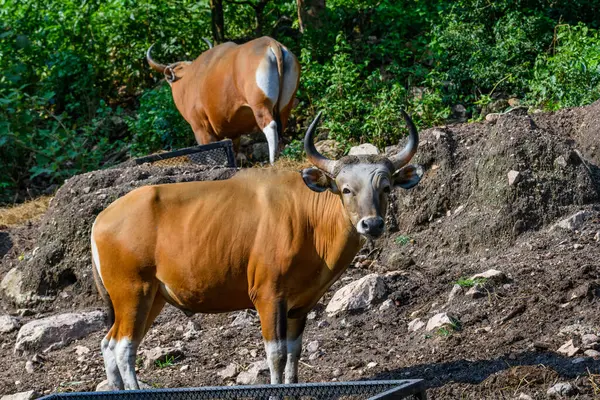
[1,101,599,399]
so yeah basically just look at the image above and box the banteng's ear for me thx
[301,167,339,193]
[393,164,424,189]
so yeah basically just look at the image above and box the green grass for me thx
[394,235,411,246]
[454,277,488,288]
[155,355,176,369]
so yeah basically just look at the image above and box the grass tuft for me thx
[0,196,52,227]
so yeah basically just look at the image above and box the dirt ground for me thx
[1,101,600,399]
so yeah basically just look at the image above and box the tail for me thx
[270,42,285,136]
[91,227,115,329]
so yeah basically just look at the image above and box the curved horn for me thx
[202,37,214,49]
[304,111,337,175]
[146,44,167,73]
[389,109,419,170]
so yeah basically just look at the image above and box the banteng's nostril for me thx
[360,219,369,230]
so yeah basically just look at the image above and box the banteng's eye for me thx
[382,186,391,194]
[342,188,352,195]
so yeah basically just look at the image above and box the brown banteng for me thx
[91,110,423,390]
[146,36,300,164]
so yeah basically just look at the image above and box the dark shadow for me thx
[363,351,600,389]
[0,231,13,258]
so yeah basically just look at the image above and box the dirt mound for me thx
[1,101,600,398]
[0,164,236,309]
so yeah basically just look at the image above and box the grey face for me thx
[301,110,423,239]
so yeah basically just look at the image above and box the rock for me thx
[317,320,330,329]
[315,140,344,159]
[348,143,379,156]
[74,345,90,356]
[180,365,189,372]
[386,252,415,269]
[332,368,342,377]
[485,113,501,123]
[447,284,463,304]
[307,311,317,320]
[570,283,595,300]
[251,143,269,161]
[325,274,387,316]
[584,349,600,358]
[0,390,40,400]
[552,211,591,231]
[557,339,579,357]
[14,311,105,355]
[0,315,20,333]
[25,361,35,373]
[0,268,36,306]
[581,334,599,349]
[183,320,200,340]
[470,269,506,283]
[426,313,457,332]
[408,318,425,332]
[379,299,394,311]
[231,311,257,327]
[366,362,377,369]
[507,170,521,186]
[559,324,595,337]
[465,285,486,299]
[142,346,184,369]
[571,357,586,364]
[517,394,532,400]
[306,340,319,353]
[217,363,239,379]
[547,382,576,397]
[451,104,467,120]
[96,379,151,391]
[236,360,269,385]
[554,155,568,168]
[308,351,321,361]
[595,231,599,242]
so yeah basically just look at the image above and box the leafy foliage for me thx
[1,0,599,203]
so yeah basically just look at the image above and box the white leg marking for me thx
[114,338,139,390]
[264,340,286,384]
[255,48,279,104]
[263,120,279,165]
[279,48,299,112]
[101,337,124,390]
[91,220,104,286]
[285,336,303,384]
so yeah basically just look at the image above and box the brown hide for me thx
[148,36,300,157]
[92,168,361,340]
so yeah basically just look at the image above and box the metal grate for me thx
[38,380,426,400]
[132,140,236,168]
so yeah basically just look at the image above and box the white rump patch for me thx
[255,48,279,104]
[91,220,104,286]
[279,48,299,112]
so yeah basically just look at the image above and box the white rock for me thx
[447,284,462,304]
[552,211,591,231]
[306,340,319,353]
[426,313,457,332]
[142,346,184,369]
[25,361,35,373]
[0,390,40,400]
[517,393,533,400]
[325,274,387,316]
[180,365,190,372]
[507,170,521,186]
[74,345,90,356]
[470,269,506,282]
[348,143,379,156]
[183,320,200,340]
[557,339,579,357]
[0,315,20,333]
[96,379,151,391]
[378,299,394,311]
[465,285,485,299]
[217,363,239,379]
[0,269,35,306]
[407,318,425,332]
[231,311,257,327]
[584,349,600,358]
[366,362,377,369]
[581,333,599,348]
[547,382,575,397]
[236,360,269,385]
[594,231,599,242]
[485,113,501,123]
[14,311,105,355]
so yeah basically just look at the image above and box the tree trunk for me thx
[296,0,326,33]
[210,0,225,44]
